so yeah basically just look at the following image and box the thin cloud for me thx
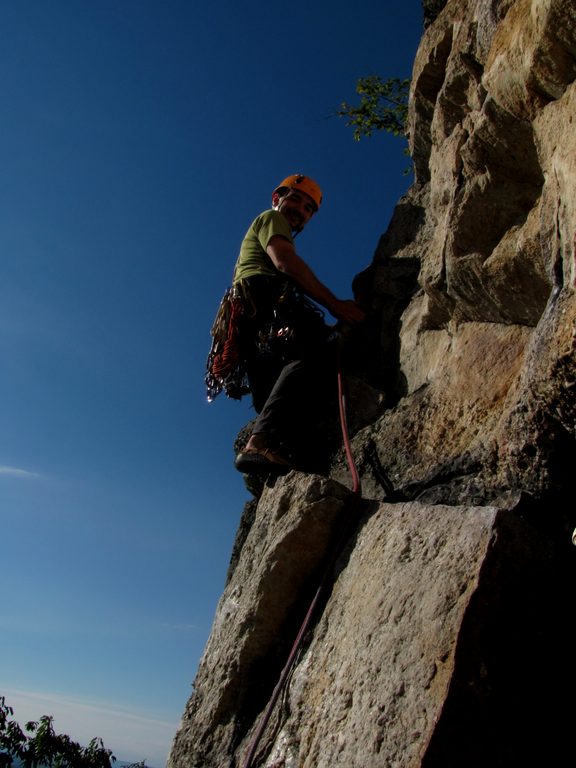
[160,622,199,631]
[0,465,41,479]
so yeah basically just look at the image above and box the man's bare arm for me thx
[266,235,365,325]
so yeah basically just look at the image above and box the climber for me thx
[221,173,365,475]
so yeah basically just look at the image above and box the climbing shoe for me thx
[234,445,292,475]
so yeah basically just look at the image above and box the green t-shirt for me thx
[232,209,293,283]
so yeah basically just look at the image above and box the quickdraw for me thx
[256,286,330,362]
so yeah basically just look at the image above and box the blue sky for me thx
[0,2,422,765]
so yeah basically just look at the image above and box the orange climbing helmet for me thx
[273,174,322,211]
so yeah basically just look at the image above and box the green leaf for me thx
[337,75,410,141]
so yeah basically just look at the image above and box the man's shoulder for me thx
[251,208,282,226]
[251,209,292,239]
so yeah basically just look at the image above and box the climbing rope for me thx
[240,341,362,768]
[205,285,251,402]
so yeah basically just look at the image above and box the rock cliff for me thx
[169,0,575,765]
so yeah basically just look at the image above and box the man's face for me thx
[276,190,317,231]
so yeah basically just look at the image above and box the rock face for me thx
[169,1,575,765]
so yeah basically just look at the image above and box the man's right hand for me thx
[330,299,366,326]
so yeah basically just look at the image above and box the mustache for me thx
[286,209,303,224]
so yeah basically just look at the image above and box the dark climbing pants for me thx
[250,341,339,462]
[238,275,339,465]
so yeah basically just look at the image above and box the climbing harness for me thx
[240,343,362,768]
[206,279,331,402]
[256,283,332,363]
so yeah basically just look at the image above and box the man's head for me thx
[272,174,322,233]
